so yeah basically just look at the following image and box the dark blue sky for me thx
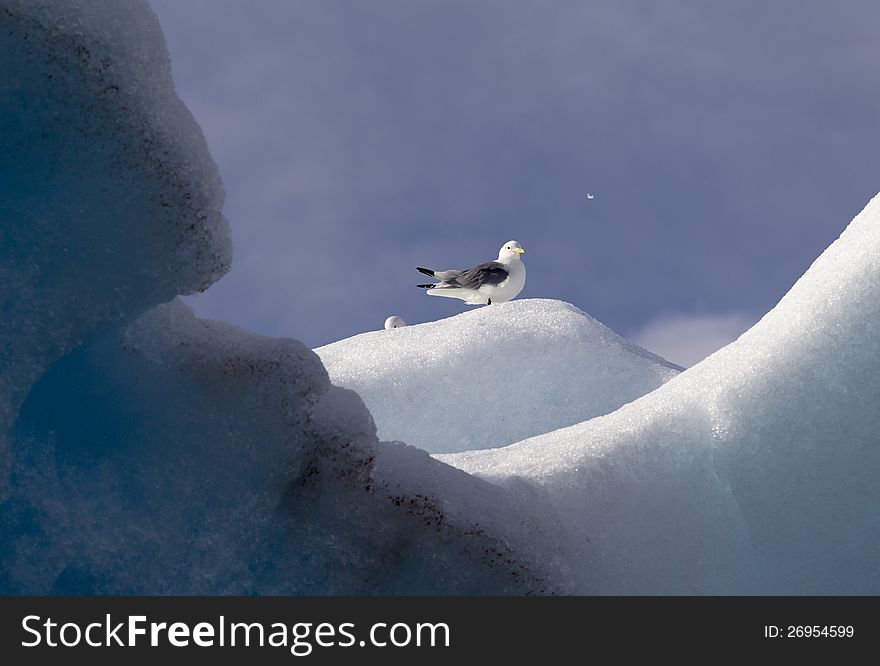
[149,0,880,357]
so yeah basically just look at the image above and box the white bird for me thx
[384,316,406,330]
[416,240,526,305]
[586,193,595,200]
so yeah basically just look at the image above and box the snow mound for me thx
[443,193,880,594]
[317,299,681,453]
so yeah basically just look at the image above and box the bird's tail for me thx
[416,267,435,278]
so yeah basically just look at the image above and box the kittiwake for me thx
[384,316,406,330]
[416,240,526,305]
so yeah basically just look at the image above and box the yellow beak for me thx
[514,247,525,254]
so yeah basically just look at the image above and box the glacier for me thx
[3,0,880,596]
[317,299,681,454]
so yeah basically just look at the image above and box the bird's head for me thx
[498,240,525,262]
[384,316,406,330]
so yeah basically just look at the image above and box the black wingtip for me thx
[416,283,434,289]
[416,267,435,277]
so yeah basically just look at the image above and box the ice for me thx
[0,0,231,497]
[0,0,561,593]
[5,0,880,595]
[5,299,562,593]
[443,194,880,594]
[317,299,681,453]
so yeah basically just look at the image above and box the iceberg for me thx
[0,0,230,500]
[3,0,879,596]
[0,0,562,594]
[443,194,880,594]
[317,299,681,454]
[6,300,565,593]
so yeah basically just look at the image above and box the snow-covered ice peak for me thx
[443,193,880,594]
[317,298,681,453]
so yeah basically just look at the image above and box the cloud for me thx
[630,313,757,368]
[149,0,880,348]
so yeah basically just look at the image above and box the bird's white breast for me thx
[484,261,525,303]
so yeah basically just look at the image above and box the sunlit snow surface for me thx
[318,299,680,453]
[443,194,880,593]
[3,0,880,595]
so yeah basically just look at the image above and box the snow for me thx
[4,0,880,596]
[0,0,560,594]
[6,299,562,593]
[317,299,681,453]
[442,193,880,594]
[0,0,230,499]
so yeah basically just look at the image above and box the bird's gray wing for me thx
[432,269,462,281]
[450,261,509,289]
